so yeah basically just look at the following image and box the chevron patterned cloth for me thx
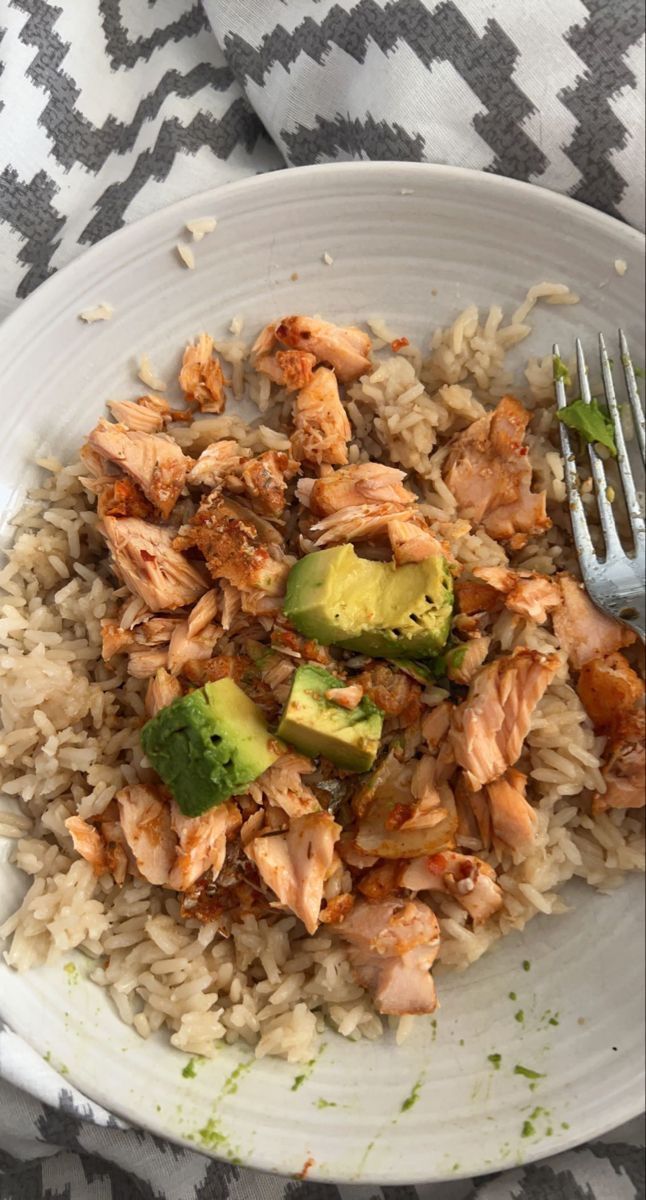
[0,2,644,1198]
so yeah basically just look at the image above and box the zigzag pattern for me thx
[224,0,547,181]
[283,112,425,165]
[82,98,267,243]
[0,166,64,297]
[0,0,643,319]
[98,0,209,68]
[0,0,275,304]
[560,0,645,216]
[16,0,237,172]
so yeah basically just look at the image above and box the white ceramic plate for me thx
[0,163,644,1184]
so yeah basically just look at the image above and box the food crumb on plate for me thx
[299,1156,315,1180]
[79,302,113,323]
[322,251,334,266]
[614,258,628,276]
[176,243,196,270]
[186,217,217,241]
[137,353,166,391]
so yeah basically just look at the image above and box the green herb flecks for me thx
[514,1010,525,1024]
[521,1120,536,1139]
[182,1058,198,1079]
[552,355,572,388]
[514,1065,545,1080]
[291,1048,325,1092]
[401,1075,425,1113]
[196,1118,227,1150]
[314,1098,337,1109]
[508,991,517,1002]
[488,1053,502,1070]
[63,962,79,984]
[556,397,617,456]
[522,960,531,972]
[221,1059,253,1098]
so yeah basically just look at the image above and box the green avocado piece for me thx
[141,677,282,816]
[277,663,384,772]
[283,544,453,659]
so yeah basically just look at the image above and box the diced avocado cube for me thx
[283,544,453,659]
[277,663,384,773]
[141,677,282,816]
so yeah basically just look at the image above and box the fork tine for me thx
[618,329,645,463]
[553,342,597,566]
[600,333,646,551]
[575,338,623,558]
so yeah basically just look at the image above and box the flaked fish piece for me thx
[166,619,221,676]
[275,316,371,383]
[96,477,155,521]
[311,502,418,547]
[576,653,645,813]
[101,619,137,660]
[107,395,191,433]
[388,519,447,565]
[183,589,218,638]
[553,574,636,669]
[299,463,415,516]
[179,333,228,412]
[168,801,241,892]
[102,516,208,611]
[249,752,320,818]
[455,579,503,616]
[246,811,341,934]
[325,683,364,710]
[472,566,562,625]
[256,348,317,391]
[443,395,550,549]
[173,494,289,595]
[334,898,440,1015]
[421,701,452,749]
[486,768,537,852]
[449,647,560,789]
[187,440,251,489]
[250,322,276,361]
[65,813,128,885]
[89,419,189,518]
[577,652,645,732]
[65,816,108,875]
[291,367,352,466]
[447,636,491,685]
[126,646,169,678]
[357,663,422,724]
[116,784,176,886]
[145,668,183,718]
[239,450,299,517]
[594,706,646,812]
[401,851,503,925]
[353,752,456,859]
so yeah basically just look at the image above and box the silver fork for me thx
[553,331,645,642]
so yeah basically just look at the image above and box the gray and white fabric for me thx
[0,2,644,1197]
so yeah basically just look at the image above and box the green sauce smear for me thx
[401,1076,424,1112]
[514,1065,545,1080]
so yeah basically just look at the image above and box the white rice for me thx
[0,286,642,1062]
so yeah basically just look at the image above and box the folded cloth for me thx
[0,2,644,1198]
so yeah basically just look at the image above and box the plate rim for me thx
[0,159,644,1183]
[0,161,643,351]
